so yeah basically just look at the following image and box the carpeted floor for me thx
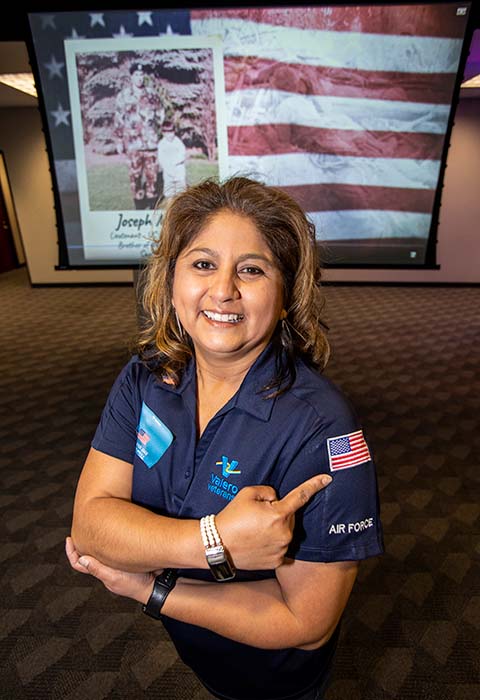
[0,266,479,700]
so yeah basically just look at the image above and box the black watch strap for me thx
[142,568,178,619]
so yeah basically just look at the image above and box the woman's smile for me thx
[172,209,284,365]
[202,310,245,324]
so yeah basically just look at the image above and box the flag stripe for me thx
[282,183,435,214]
[309,210,431,241]
[227,152,441,190]
[333,448,371,461]
[228,125,444,160]
[191,6,467,39]
[224,57,456,105]
[191,18,463,73]
[331,453,371,469]
[226,90,450,134]
[224,56,456,105]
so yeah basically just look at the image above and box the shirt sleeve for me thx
[91,358,141,464]
[281,393,384,563]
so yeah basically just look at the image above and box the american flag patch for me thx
[327,430,371,471]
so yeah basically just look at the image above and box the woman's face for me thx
[172,210,284,367]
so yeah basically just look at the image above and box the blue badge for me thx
[136,402,174,468]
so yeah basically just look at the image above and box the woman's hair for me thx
[136,176,329,393]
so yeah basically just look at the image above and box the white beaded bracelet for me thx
[200,514,221,548]
[199,514,236,582]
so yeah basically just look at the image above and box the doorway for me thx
[0,150,24,274]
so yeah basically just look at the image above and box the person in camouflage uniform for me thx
[115,63,165,209]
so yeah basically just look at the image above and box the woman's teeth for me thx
[203,311,244,323]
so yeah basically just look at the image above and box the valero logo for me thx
[208,455,241,502]
[216,455,241,478]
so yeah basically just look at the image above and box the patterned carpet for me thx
[0,266,478,700]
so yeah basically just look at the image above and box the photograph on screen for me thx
[65,36,227,261]
[28,4,472,268]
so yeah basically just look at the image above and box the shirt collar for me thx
[156,357,197,421]
[230,342,279,422]
[157,344,279,422]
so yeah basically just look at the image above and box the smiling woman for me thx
[67,176,384,700]
[138,176,329,391]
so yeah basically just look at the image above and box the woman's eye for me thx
[193,260,215,270]
[239,266,263,276]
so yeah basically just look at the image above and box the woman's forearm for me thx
[71,496,206,572]
[72,449,331,574]
[161,577,326,650]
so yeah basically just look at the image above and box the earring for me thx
[174,309,186,341]
[280,313,293,350]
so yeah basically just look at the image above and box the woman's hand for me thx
[65,536,155,604]
[215,473,332,570]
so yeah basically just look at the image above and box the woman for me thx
[67,177,383,700]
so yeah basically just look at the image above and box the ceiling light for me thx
[0,72,37,97]
[461,74,480,88]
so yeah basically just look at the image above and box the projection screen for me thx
[27,3,473,269]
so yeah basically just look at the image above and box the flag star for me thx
[41,15,56,30]
[160,24,174,36]
[112,25,134,38]
[90,13,105,28]
[44,55,65,79]
[67,28,86,40]
[51,103,71,127]
[137,11,153,26]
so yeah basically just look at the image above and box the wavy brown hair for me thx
[136,176,329,393]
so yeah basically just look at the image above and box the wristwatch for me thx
[142,568,178,619]
[200,514,236,582]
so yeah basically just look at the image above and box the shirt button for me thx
[185,471,190,478]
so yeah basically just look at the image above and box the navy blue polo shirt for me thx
[92,343,384,700]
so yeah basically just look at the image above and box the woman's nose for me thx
[208,270,240,303]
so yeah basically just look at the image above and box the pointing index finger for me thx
[278,474,332,515]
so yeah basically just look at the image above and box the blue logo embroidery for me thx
[208,455,241,502]
[216,455,241,478]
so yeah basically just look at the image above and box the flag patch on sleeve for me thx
[327,430,371,471]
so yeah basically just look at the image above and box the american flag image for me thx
[191,5,468,250]
[136,428,150,446]
[327,430,371,471]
